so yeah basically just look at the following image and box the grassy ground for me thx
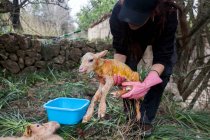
[0,68,210,140]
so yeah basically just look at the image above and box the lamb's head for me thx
[23,121,60,137]
[79,50,108,74]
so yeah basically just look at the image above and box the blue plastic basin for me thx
[43,97,90,125]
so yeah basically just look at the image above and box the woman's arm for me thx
[151,64,164,76]
[152,10,178,76]
[110,2,128,58]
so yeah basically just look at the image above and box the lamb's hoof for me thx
[82,116,90,123]
[98,112,105,118]
[98,103,106,118]
[82,119,87,123]
[136,114,141,121]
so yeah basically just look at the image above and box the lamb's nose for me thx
[52,122,60,128]
[79,67,85,72]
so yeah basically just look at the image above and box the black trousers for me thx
[124,56,171,124]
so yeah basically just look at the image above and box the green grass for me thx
[149,93,210,140]
[0,110,30,137]
[150,111,210,140]
[0,69,210,139]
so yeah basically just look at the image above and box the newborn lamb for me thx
[0,121,63,140]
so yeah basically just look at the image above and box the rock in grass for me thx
[0,59,20,73]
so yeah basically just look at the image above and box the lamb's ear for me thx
[95,50,108,58]
[23,125,32,137]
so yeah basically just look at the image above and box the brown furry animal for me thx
[0,121,63,140]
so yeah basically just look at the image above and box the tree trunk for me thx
[188,71,210,110]
[11,0,23,31]
[176,0,210,102]
[175,38,195,93]
[182,59,210,101]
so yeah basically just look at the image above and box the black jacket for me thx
[109,2,178,75]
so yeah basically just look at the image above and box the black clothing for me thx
[110,2,178,76]
[110,2,178,124]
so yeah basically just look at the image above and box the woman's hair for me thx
[153,0,188,44]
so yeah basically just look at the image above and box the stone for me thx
[87,42,96,49]
[71,41,85,49]
[0,34,16,45]
[0,50,8,60]
[95,44,112,52]
[32,39,41,52]
[35,61,46,69]
[65,50,70,60]
[47,61,53,67]
[65,60,77,69]
[35,53,42,61]
[60,50,65,55]
[53,55,65,64]
[17,50,25,58]
[0,59,20,73]
[1,34,20,53]
[22,66,37,73]
[52,64,63,70]
[19,37,30,50]
[9,53,18,61]
[59,39,70,46]
[18,58,25,69]
[41,44,60,61]
[25,50,36,57]
[0,44,5,49]
[60,44,69,50]
[5,45,19,53]
[68,48,82,62]
[25,57,35,66]
[81,46,95,54]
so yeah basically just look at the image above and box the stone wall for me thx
[0,33,111,74]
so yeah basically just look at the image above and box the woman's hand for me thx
[121,71,163,99]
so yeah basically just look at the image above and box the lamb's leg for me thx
[135,100,141,121]
[111,86,132,98]
[98,76,114,118]
[111,86,141,121]
[82,83,103,123]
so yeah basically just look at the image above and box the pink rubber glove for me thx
[128,88,150,99]
[113,75,126,85]
[121,71,163,99]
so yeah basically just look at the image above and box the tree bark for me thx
[182,59,210,101]
[176,0,210,102]
[187,8,210,39]
[188,71,210,110]
[11,0,23,31]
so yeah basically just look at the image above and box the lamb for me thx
[79,50,143,123]
[0,121,63,140]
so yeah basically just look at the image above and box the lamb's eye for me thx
[36,124,40,127]
[89,59,93,62]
